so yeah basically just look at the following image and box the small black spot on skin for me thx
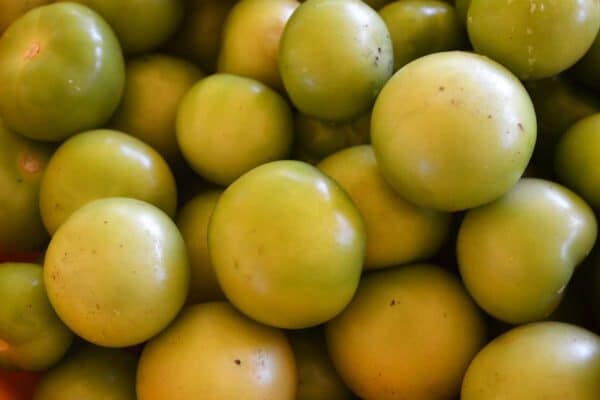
[234,359,241,365]
[119,244,123,248]
[103,220,108,224]
[96,304,100,310]
[390,299,396,306]
[518,122,524,131]
[488,114,493,119]
[439,86,445,92]
[16,178,22,183]
[377,47,382,53]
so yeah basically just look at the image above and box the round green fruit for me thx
[371,51,536,211]
[44,198,189,347]
[279,0,393,122]
[0,3,125,141]
[209,160,365,329]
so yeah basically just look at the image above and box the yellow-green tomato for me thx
[166,0,237,73]
[294,112,371,163]
[0,3,125,142]
[326,264,486,400]
[39,129,177,235]
[288,328,354,400]
[0,119,53,254]
[137,302,297,400]
[318,145,451,269]
[110,54,204,161]
[526,76,600,170]
[209,160,366,329]
[461,322,600,400]
[0,263,73,371]
[372,51,536,211]
[555,114,600,209]
[279,0,393,122]
[43,198,189,347]
[218,0,299,91]
[176,190,225,303]
[468,0,600,80]
[0,0,51,33]
[33,346,136,400]
[59,0,183,54]
[176,74,294,185]
[458,178,598,324]
[380,0,465,71]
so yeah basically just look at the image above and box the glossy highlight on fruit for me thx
[372,51,536,211]
[0,3,125,141]
[209,160,365,329]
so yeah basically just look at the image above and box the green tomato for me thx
[458,178,597,324]
[44,198,189,347]
[0,119,53,254]
[279,0,393,122]
[379,0,465,71]
[0,263,73,371]
[0,0,51,33]
[39,129,177,235]
[109,54,204,162]
[0,3,125,142]
[137,302,297,400]
[468,0,600,80]
[218,0,299,91]
[209,160,366,329]
[526,76,600,171]
[293,112,371,163]
[176,74,294,185]
[326,264,486,400]
[372,51,536,211]
[33,345,136,400]
[462,322,600,400]
[288,328,354,400]
[58,0,183,54]
[165,0,237,73]
[555,114,600,209]
[176,190,225,303]
[318,145,451,269]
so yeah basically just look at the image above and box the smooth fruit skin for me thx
[458,178,598,324]
[555,114,600,209]
[110,54,204,161]
[58,0,184,54]
[217,0,299,91]
[461,322,600,400]
[467,0,600,80]
[0,263,73,371]
[0,0,51,33]
[209,160,365,329]
[325,264,486,400]
[136,302,297,400]
[279,0,393,122]
[176,74,294,185]
[176,190,225,303]
[44,198,189,347]
[39,129,177,235]
[372,51,536,211]
[0,119,53,254]
[33,346,137,400]
[0,3,125,141]
[318,145,451,269]
[288,328,354,400]
[379,0,465,71]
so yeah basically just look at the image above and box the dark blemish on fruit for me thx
[20,153,42,174]
[438,86,445,91]
[119,244,123,248]
[16,178,22,183]
[234,359,241,365]
[488,114,492,119]
[390,299,396,306]
[518,122,524,131]
[96,304,100,310]
[377,47,381,53]
[103,220,108,224]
